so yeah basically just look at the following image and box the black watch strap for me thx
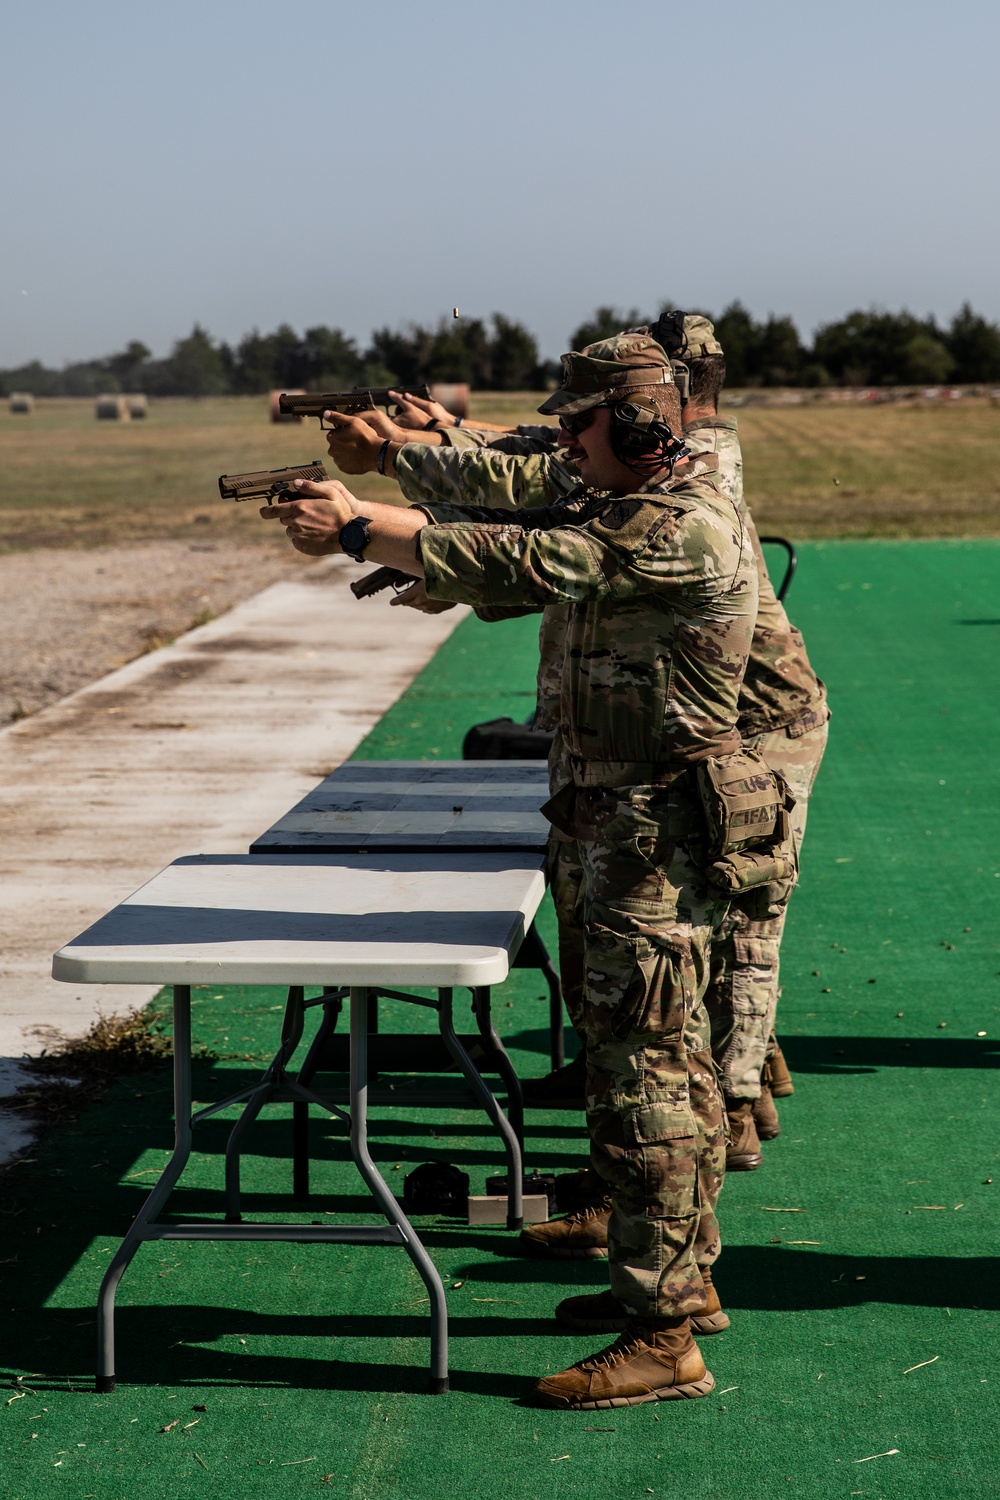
[339,515,373,563]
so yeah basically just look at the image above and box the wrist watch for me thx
[338,516,373,563]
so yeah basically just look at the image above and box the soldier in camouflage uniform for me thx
[263,335,759,1407]
[335,316,828,1170]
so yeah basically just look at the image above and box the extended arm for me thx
[394,442,577,512]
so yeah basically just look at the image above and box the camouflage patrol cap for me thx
[680,314,723,358]
[537,332,674,417]
[646,310,725,360]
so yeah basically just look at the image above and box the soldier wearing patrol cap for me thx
[337,318,828,1166]
[646,312,829,1164]
[262,334,764,1408]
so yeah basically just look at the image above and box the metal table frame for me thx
[289,982,525,1202]
[94,974,529,1396]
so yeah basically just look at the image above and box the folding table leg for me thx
[348,987,449,1394]
[223,987,305,1222]
[471,986,525,1156]
[439,989,524,1232]
[96,985,195,1393]
[293,992,344,1200]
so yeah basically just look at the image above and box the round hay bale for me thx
[126,394,148,418]
[429,382,469,419]
[8,392,34,414]
[95,394,130,421]
[270,388,304,423]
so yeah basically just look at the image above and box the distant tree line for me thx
[4,303,1000,397]
[570,303,1000,387]
[0,314,548,399]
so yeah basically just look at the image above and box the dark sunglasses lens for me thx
[560,409,597,437]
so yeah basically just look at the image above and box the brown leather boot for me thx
[726,1098,763,1170]
[533,1317,714,1408]
[555,1266,730,1336]
[521,1052,587,1110]
[694,1263,731,1332]
[766,1044,794,1097]
[753,1079,781,1140]
[519,1199,611,1259]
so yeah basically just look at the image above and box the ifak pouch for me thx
[696,749,798,916]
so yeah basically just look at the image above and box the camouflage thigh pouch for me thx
[581,919,711,1048]
[697,749,799,920]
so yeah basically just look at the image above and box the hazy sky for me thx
[2,0,998,367]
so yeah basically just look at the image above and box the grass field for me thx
[2,394,999,553]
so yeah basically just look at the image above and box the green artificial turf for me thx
[3,540,1000,1500]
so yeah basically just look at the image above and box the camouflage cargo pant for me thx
[561,781,728,1318]
[706,716,829,1100]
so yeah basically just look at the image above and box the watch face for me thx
[340,516,371,560]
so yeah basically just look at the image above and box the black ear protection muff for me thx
[649,308,688,356]
[609,397,690,478]
[647,310,691,406]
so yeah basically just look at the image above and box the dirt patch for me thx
[1,1009,201,1151]
[1,539,317,723]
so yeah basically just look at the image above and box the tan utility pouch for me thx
[696,750,798,916]
[696,749,791,858]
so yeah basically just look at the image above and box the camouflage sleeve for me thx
[441,426,494,449]
[440,423,559,455]
[395,442,576,512]
[418,500,744,610]
[514,423,560,451]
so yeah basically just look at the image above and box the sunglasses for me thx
[558,404,607,438]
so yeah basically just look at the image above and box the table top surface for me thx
[250,759,551,853]
[52,852,547,987]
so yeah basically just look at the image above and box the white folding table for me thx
[249,761,564,1186]
[52,851,546,1394]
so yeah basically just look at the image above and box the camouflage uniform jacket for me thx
[684,417,827,736]
[417,453,758,789]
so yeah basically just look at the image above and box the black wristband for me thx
[422,417,440,431]
[376,439,392,476]
[453,415,463,428]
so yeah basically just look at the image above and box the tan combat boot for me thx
[694,1264,731,1332]
[726,1098,763,1170]
[519,1198,611,1259]
[753,1078,781,1140]
[521,1052,587,1110]
[533,1317,714,1408]
[555,1263,730,1336]
[766,1044,794,1097]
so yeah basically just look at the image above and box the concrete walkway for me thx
[0,557,466,1157]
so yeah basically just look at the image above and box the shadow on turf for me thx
[1,1306,535,1399]
[6,1240,999,1398]
[714,1245,1000,1315]
[781,1035,1000,1073]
